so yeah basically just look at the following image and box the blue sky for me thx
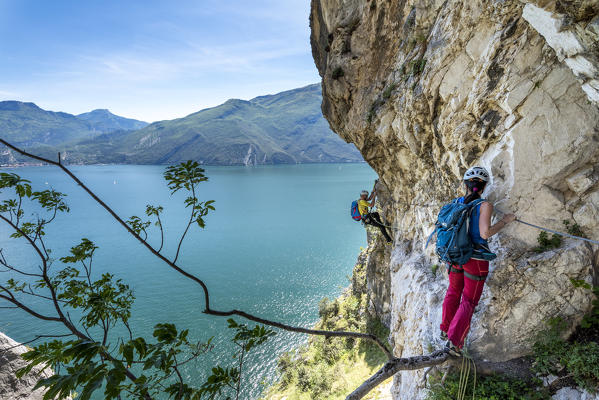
[0,0,319,122]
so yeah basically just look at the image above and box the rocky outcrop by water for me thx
[0,332,67,400]
[311,0,599,398]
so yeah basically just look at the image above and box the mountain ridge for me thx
[76,109,148,132]
[0,84,362,166]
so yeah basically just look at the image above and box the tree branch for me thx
[206,308,393,359]
[0,139,394,359]
[0,214,78,336]
[173,183,196,264]
[156,213,164,253]
[345,350,451,400]
[0,250,43,277]
[0,290,61,322]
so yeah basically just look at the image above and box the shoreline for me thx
[1,160,368,168]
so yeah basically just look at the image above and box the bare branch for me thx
[0,290,61,322]
[19,283,68,303]
[345,350,451,400]
[205,308,393,359]
[421,366,436,387]
[0,250,43,277]
[0,214,77,334]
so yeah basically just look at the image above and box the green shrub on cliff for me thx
[570,279,599,329]
[426,371,549,400]
[534,231,562,252]
[533,317,599,392]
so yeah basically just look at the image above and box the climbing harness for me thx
[495,207,599,246]
[446,265,487,281]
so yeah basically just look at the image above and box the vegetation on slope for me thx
[66,84,362,165]
[0,101,148,165]
[264,256,391,400]
[0,101,97,147]
[76,109,148,132]
[1,84,362,166]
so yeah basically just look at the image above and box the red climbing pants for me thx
[440,259,489,348]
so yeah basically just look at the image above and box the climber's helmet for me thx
[463,166,490,182]
[360,190,369,199]
[463,166,490,194]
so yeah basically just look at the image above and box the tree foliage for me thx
[0,165,272,399]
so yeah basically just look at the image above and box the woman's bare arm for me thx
[369,190,377,207]
[368,181,377,202]
[479,202,515,239]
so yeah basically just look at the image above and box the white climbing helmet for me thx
[360,190,369,196]
[463,166,490,182]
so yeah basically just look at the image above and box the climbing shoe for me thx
[445,340,462,357]
[440,330,448,341]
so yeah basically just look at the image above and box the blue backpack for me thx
[426,199,484,266]
[351,200,362,221]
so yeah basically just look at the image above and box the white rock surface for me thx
[523,3,599,105]
[552,387,599,400]
[0,332,65,400]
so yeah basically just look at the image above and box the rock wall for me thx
[0,332,68,400]
[310,0,599,398]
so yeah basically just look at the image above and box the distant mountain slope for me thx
[0,101,95,147]
[66,84,362,165]
[77,109,148,133]
[0,84,362,166]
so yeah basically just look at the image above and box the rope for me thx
[457,355,470,400]
[495,207,599,246]
[471,357,477,400]
[513,219,599,245]
[456,351,477,400]
[363,200,599,245]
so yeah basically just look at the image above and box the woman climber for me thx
[439,166,515,355]
[357,180,393,243]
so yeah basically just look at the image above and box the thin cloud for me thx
[0,1,319,122]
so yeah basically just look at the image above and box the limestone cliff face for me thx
[311,0,599,398]
[0,332,71,400]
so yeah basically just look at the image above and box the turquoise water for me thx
[0,163,375,399]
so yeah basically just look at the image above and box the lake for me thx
[0,163,375,399]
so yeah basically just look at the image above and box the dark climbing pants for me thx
[440,259,489,348]
[363,212,392,242]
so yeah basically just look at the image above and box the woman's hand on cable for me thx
[501,214,516,225]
